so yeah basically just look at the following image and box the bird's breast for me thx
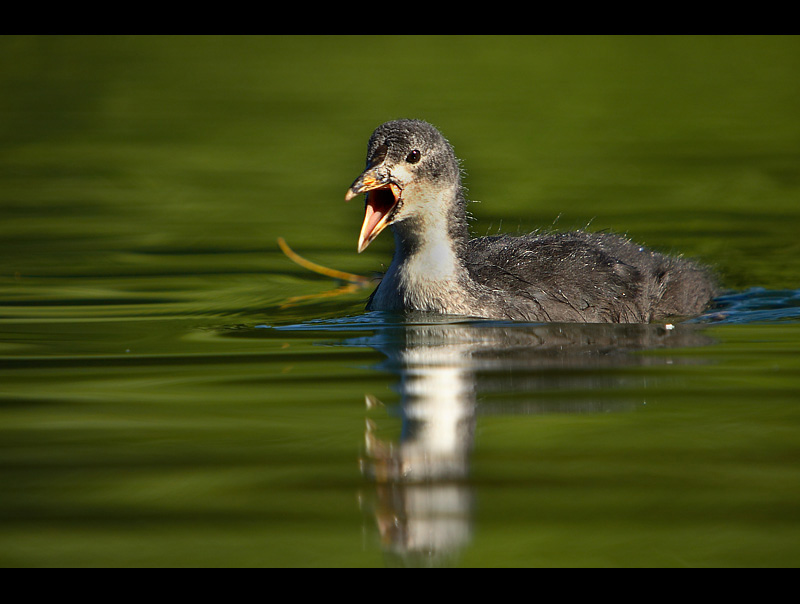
[368,235,475,314]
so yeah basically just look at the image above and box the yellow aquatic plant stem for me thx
[277,237,370,285]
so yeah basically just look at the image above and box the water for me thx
[1,36,800,567]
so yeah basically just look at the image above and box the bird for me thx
[344,119,717,323]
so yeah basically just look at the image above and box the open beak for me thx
[345,167,402,253]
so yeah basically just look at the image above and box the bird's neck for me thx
[392,183,469,267]
[393,184,470,254]
[371,186,474,314]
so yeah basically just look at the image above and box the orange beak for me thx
[345,169,402,253]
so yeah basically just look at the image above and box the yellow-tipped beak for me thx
[346,170,402,253]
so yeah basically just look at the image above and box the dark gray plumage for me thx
[345,119,716,323]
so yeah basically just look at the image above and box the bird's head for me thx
[345,119,462,253]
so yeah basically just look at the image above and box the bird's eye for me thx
[405,150,421,164]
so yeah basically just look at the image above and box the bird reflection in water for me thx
[355,316,713,567]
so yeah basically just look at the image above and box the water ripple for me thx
[696,288,800,324]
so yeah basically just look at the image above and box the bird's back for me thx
[464,231,716,323]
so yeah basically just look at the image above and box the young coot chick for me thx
[345,119,716,323]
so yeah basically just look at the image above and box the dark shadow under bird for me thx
[345,119,717,323]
